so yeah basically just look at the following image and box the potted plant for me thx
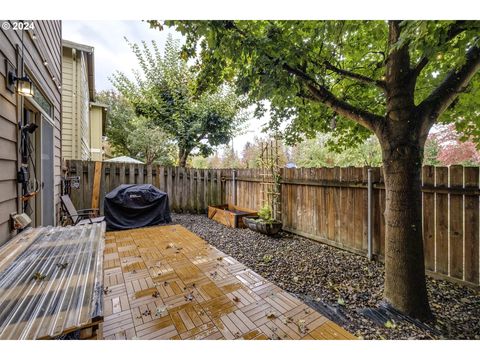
[243,204,282,235]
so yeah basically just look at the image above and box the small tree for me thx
[423,137,441,166]
[96,90,136,156]
[127,118,176,166]
[292,134,382,167]
[431,124,480,165]
[111,35,248,167]
[241,141,261,169]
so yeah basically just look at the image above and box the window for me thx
[31,82,53,118]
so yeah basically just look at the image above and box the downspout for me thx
[367,168,373,261]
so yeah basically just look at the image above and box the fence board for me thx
[138,164,144,184]
[158,166,164,191]
[69,160,81,211]
[128,164,135,184]
[146,165,153,185]
[423,166,435,272]
[354,167,364,251]
[449,165,464,279]
[119,163,126,185]
[435,167,449,275]
[464,167,479,284]
[167,167,173,211]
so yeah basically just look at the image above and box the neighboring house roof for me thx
[62,39,95,102]
[105,156,144,164]
[285,162,297,168]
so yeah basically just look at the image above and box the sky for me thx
[62,21,264,154]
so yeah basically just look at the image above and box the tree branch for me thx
[418,44,480,130]
[323,61,386,90]
[283,63,384,132]
[227,21,384,132]
[412,56,429,77]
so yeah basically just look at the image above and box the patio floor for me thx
[102,225,356,340]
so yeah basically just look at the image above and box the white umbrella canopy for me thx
[104,156,144,164]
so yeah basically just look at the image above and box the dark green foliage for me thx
[110,35,249,166]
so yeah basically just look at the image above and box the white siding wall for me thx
[61,47,74,159]
[79,53,90,160]
[61,48,90,161]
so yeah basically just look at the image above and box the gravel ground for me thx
[171,213,480,340]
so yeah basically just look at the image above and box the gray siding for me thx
[0,20,62,245]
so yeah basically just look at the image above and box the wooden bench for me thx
[0,223,105,339]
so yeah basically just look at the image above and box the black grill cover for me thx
[104,184,171,231]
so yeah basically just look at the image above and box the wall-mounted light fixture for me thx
[5,59,34,97]
[7,72,34,97]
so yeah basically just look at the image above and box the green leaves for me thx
[96,90,137,156]
[127,117,176,166]
[96,90,175,165]
[152,20,480,149]
[111,34,248,166]
[292,133,382,167]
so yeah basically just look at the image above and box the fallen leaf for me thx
[32,272,47,281]
[297,319,307,334]
[155,306,167,317]
[266,311,277,319]
[384,320,396,329]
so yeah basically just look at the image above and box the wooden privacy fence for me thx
[65,160,225,215]
[64,160,480,287]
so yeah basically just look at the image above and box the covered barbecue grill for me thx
[104,184,171,231]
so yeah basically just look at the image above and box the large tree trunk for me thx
[375,20,433,321]
[380,135,433,320]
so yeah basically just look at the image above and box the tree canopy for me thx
[149,21,479,147]
[96,90,136,157]
[111,35,249,166]
[97,90,175,165]
[425,124,480,166]
[292,134,382,167]
[127,117,176,166]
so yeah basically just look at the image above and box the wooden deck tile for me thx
[180,322,217,339]
[203,331,225,340]
[200,295,238,319]
[309,322,357,340]
[103,225,355,340]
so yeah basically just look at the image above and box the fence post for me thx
[367,168,373,261]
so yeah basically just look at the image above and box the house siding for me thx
[62,46,91,161]
[61,47,74,159]
[0,20,62,245]
[89,105,104,161]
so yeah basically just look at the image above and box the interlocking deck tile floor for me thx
[102,225,356,340]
